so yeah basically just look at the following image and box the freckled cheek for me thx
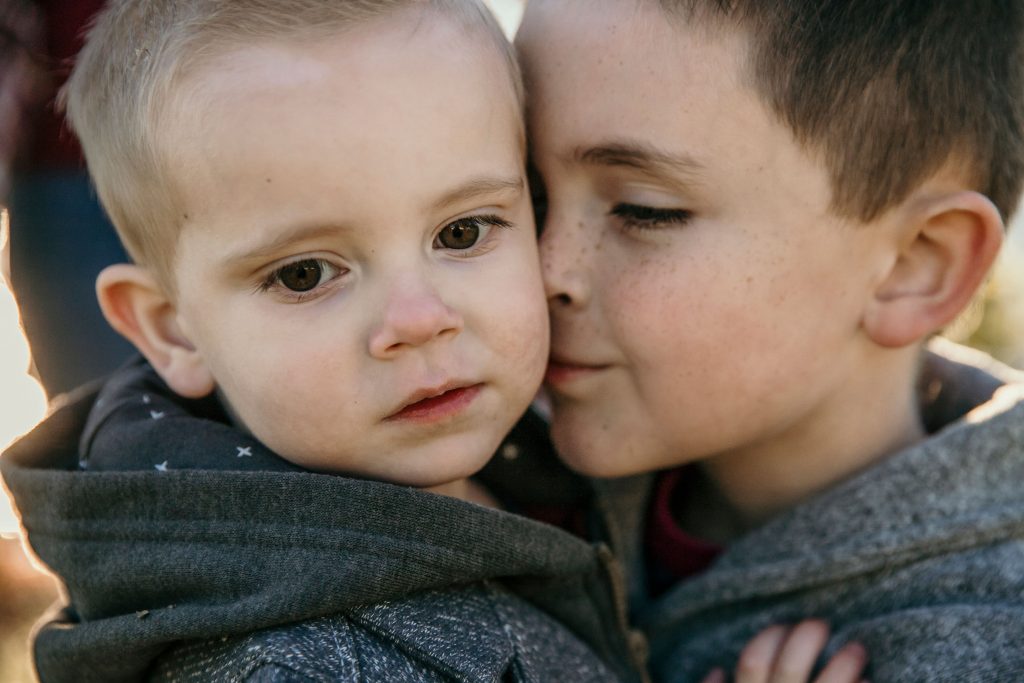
[603,258,697,353]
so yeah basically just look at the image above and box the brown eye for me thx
[436,219,481,250]
[433,215,512,253]
[277,259,324,292]
[258,258,343,300]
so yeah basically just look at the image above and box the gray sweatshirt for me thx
[1,364,649,683]
[610,341,1024,682]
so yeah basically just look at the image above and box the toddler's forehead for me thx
[161,19,526,246]
[167,16,524,148]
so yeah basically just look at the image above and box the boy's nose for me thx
[539,213,591,309]
[368,278,464,359]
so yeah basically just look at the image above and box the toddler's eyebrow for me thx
[573,141,704,179]
[431,176,524,212]
[225,223,348,267]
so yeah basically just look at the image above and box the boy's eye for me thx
[434,215,512,251]
[611,203,693,230]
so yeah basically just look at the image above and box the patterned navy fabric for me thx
[79,356,298,473]
[3,358,645,682]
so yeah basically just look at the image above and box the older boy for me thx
[1,1,644,681]
[519,0,1024,680]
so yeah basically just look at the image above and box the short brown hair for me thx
[660,0,1024,223]
[64,0,521,291]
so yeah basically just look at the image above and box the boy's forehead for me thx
[521,0,840,228]
[520,0,750,149]
[521,0,747,91]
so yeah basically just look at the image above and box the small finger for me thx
[770,619,830,683]
[814,642,868,683]
[736,624,792,683]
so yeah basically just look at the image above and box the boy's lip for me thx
[545,356,609,386]
[386,382,483,422]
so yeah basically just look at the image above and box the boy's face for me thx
[165,12,547,486]
[519,0,892,477]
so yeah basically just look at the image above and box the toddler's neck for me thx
[425,478,502,509]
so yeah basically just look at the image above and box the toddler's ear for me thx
[863,190,1003,348]
[96,264,215,398]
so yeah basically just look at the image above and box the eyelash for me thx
[251,214,512,303]
[256,257,345,303]
[434,214,514,254]
[611,203,693,231]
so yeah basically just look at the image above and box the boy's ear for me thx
[863,190,1004,348]
[96,264,215,398]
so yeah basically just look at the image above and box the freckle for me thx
[182,213,189,220]
[266,178,272,183]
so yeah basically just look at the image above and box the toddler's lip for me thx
[386,382,483,422]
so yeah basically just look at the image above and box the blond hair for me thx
[64,0,522,292]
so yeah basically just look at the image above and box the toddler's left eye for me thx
[434,215,512,251]
[437,219,480,249]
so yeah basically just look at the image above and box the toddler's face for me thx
[165,12,547,486]
[519,0,891,477]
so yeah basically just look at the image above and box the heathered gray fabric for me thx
[631,341,1024,682]
[1,382,648,683]
[150,584,620,682]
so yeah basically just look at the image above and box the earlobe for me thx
[863,191,1003,348]
[96,264,215,398]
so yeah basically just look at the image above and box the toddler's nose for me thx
[368,279,463,358]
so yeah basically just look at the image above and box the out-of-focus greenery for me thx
[945,239,1024,368]
[0,536,59,683]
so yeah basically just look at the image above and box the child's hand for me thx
[700,620,868,683]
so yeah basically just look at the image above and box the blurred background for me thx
[1,0,1022,680]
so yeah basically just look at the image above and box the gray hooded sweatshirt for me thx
[600,341,1024,682]
[1,364,650,683]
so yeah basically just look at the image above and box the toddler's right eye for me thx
[277,259,327,292]
[259,258,343,299]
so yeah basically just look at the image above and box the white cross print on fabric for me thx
[150,410,165,420]
[154,461,169,472]
[142,394,152,404]
[236,446,252,458]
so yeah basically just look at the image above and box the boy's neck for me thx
[678,346,926,543]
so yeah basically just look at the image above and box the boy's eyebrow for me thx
[572,140,704,178]
[431,176,524,212]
